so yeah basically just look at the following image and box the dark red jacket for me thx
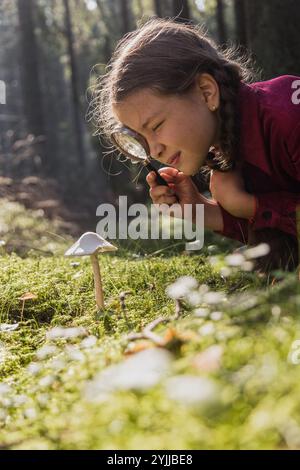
[217,75,300,244]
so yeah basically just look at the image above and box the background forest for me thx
[1,0,300,233]
[1,2,300,451]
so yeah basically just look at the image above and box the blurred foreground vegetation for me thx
[0,202,300,450]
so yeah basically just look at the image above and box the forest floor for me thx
[0,187,300,449]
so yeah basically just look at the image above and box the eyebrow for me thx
[141,112,161,129]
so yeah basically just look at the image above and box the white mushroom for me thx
[65,232,117,310]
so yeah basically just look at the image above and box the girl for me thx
[92,18,300,272]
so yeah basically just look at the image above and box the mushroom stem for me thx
[90,253,104,309]
[20,300,25,322]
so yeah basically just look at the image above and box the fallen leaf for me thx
[124,340,154,356]
[192,345,223,372]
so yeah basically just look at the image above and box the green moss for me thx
[0,202,300,449]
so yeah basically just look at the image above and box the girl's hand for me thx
[209,169,256,219]
[147,167,202,209]
[146,167,224,231]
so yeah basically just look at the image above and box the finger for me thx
[160,170,188,185]
[158,167,179,177]
[155,195,178,206]
[150,186,175,200]
[146,171,162,188]
[159,172,176,183]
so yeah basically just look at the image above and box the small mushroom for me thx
[18,292,38,321]
[65,232,117,310]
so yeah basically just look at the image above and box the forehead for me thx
[113,88,173,131]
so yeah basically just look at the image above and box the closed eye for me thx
[152,121,163,132]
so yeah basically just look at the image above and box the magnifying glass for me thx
[111,126,169,187]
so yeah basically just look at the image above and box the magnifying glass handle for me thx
[145,162,169,187]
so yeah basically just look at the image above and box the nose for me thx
[149,140,165,161]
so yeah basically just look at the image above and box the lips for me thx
[167,151,181,166]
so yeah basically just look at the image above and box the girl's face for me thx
[113,74,221,176]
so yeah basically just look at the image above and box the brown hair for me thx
[90,17,256,170]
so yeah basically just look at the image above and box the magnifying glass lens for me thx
[113,132,147,161]
[111,127,169,187]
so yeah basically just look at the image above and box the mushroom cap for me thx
[18,292,38,301]
[64,232,118,257]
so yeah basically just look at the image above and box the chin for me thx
[183,164,203,176]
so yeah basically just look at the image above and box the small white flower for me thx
[225,253,245,267]
[85,349,173,401]
[186,291,202,306]
[66,346,85,362]
[0,342,7,364]
[80,336,97,349]
[244,243,270,259]
[208,256,219,266]
[271,305,281,317]
[36,344,58,360]
[203,291,224,305]
[46,326,87,340]
[0,409,7,422]
[220,266,232,277]
[27,362,42,375]
[210,311,223,321]
[13,394,28,406]
[165,375,219,406]
[199,322,215,336]
[241,260,254,271]
[194,307,210,318]
[1,397,12,408]
[37,393,50,406]
[73,271,83,279]
[48,358,66,371]
[198,284,210,294]
[38,375,55,388]
[0,323,19,332]
[279,419,300,449]
[166,276,198,299]
[24,408,37,420]
[0,383,11,396]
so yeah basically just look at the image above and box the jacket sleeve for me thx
[215,192,299,243]
[247,191,299,238]
[215,205,249,244]
[248,121,300,239]
[215,121,300,242]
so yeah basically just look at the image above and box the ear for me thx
[196,73,220,111]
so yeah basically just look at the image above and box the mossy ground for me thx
[0,200,300,449]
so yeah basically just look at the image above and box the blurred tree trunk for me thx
[17,0,47,168]
[216,0,227,44]
[153,0,162,17]
[63,0,85,169]
[136,0,144,17]
[120,0,132,34]
[247,0,300,79]
[94,1,111,61]
[172,0,191,22]
[233,0,248,48]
